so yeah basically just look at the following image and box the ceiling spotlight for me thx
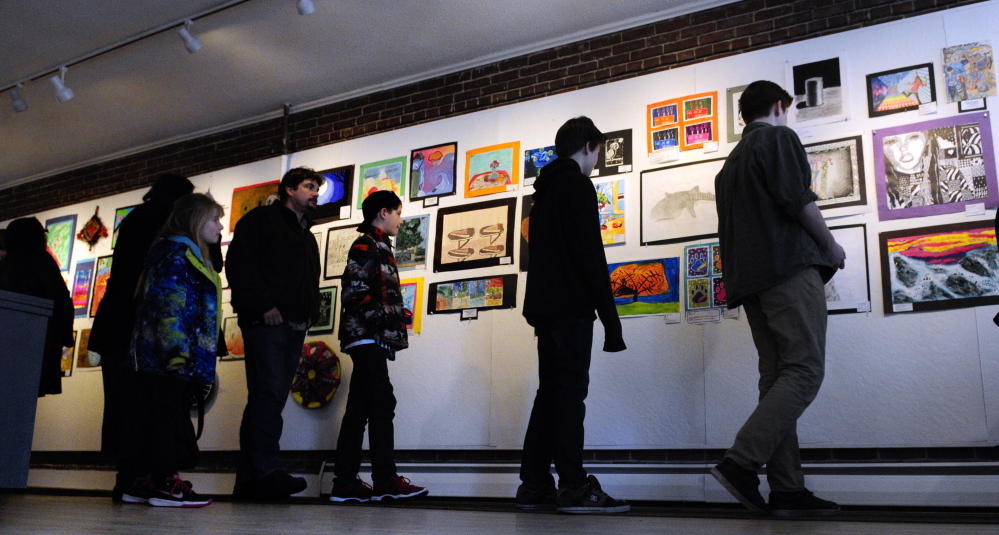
[178,20,202,54]
[297,0,315,15]
[50,67,74,103]
[10,83,27,112]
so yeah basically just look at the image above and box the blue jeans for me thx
[235,322,305,483]
[520,318,593,490]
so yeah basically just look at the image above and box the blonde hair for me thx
[159,193,224,268]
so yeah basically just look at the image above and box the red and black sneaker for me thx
[120,475,155,504]
[148,474,213,508]
[371,475,428,502]
[329,476,373,504]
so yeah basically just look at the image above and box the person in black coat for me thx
[0,217,74,397]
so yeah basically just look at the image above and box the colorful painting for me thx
[826,224,871,315]
[519,195,534,272]
[428,273,518,314]
[594,179,626,245]
[866,63,936,117]
[112,205,137,249]
[684,242,726,312]
[410,142,457,201]
[309,287,337,335]
[651,127,680,151]
[45,215,76,272]
[61,331,76,377]
[89,255,113,317]
[399,277,423,333]
[649,102,679,127]
[357,156,407,209]
[879,221,999,313]
[221,317,244,361]
[465,142,520,198]
[324,224,359,280]
[726,84,749,142]
[434,198,516,273]
[943,41,997,102]
[608,258,680,317]
[524,146,557,180]
[593,130,633,177]
[230,180,280,232]
[312,165,354,223]
[396,214,428,271]
[787,57,848,127]
[76,328,98,368]
[71,259,95,318]
[873,112,998,221]
[647,92,719,153]
[803,135,867,213]
[640,158,723,246]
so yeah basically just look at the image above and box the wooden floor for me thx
[2,495,999,534]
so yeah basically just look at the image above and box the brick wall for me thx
[0,0,986,221]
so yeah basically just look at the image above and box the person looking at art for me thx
[0,217,74,397]
[120,193,223,507]
[712,80,845,517]
[226,167,322,501]
[328,190,428,504]
[518,116,629,514]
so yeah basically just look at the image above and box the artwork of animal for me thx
[650,186,716,220]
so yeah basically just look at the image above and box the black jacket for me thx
[522,157,624,352]
[226,203,321,326]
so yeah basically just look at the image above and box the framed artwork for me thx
[399,277,423,333]
[324,224,359,280]
[879,220,999,313]
[608,258,680,317]
[312,165,354,223]
[646,92,719,153]
[309,287,338,335]
[71,259,95,318]
[650,127,680,152]
[593,129,633,177]
[434,198,516,273]
[396,214,429,271]
[111,205,137,249]
[803,135,867,213]
[866,63,935,117]
[826,224,871,315]
[594,179,626,245]
[45,215,77,272]
[465,141,520,198]
[943,41,997,102]
[519,195,534,272]
[640,158,723,246]
[221,317,244,361]
[684,242,726,312]
[358,156,407,208]
[427,273,518,314]
[410,142,457,201]
[524,145,557,181]
[230,180,279,232]
[76,328,98,368]
[786,56,849,127]
[89,255,113,317]
[61,331,77,377]
[873,112,998,221]
[726,84,749,142]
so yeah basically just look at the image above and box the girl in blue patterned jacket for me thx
[122,193,223,508]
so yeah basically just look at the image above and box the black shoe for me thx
[515,478,557,511]
[232,479,257,501]
[254,470,308,500]
[769,488,840,517]
[555,475,630,514]
[710,458,768,514]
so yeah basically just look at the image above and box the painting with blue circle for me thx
[312,164,354,222]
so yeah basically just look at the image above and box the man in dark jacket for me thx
[518,116,629,514]
[226,167,322,501]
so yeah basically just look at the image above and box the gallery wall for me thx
[12,2,999,463]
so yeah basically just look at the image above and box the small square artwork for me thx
[803,135,867,213]
[428,273,518,314]
[726,84,749,142]
[45,215,77,272]
[312,165,354,223]
[324,225,359,280]
[358,156,407,209]
[112,205,137,249]
[89,255,113,317]
[410,142,457,201]
[230,180,280,232]
[71,259,95,318]
[465,142,520,198]
[434,198,516,273]
[866,63,936,117]
[524,146,557,180]
[221,317,244,361]
[648,92,718,153]
[395,214,429,271]
[61,331,77,377]
[787,56,849,127]
[76,328,98,368]
[309,287,338,335]
[399,278,423,333]
[684,243,726,313]
[943,41,997,102]
[594,179,626,245]
[593,130,633,177]
[608,258,680,317]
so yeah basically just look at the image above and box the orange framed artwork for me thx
[465,141,520,198]
[646,91,719,153]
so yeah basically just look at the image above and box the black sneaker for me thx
[120,476,154,504]
[555,475,630,514]
[371,475,429,501]
[515,480,557,511]
[769,488,841,517]
[232,479,256,502]
[255,470,308,500]
[148,475,212,508]
[329,476,373,504]
[710,458,768,514]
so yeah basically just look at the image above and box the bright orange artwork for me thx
[229,180,280,232]
[465,142,520,198]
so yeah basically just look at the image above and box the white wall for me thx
[19,1,999,457]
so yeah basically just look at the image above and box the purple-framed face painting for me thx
[873,111,998,221]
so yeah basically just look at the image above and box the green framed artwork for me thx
[112,205,137,249]
[45,215,77,272]
[357,156,407,208]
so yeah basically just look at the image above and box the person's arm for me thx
[799,202,845,269]
[340,237,385,325]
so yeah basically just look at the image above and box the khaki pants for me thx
[726,267,827,493]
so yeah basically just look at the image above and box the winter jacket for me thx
[339,226,409,354]
[130,237,220,384]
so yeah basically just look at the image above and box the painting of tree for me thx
[607,258,680,316]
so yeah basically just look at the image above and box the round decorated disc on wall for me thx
[291,341,341,409]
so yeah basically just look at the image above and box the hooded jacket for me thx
[338,226,409,355]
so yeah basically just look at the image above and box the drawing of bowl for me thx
[447,248,474,261]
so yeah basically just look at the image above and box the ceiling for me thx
[0,0,731,190]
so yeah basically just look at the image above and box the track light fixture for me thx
[10,83,27,112]
[178,20,202,54]
[297,0,315,15]
[50,67,74,103]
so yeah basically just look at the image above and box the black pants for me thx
[333,344,398,485]
[127,372,198,480]
[520,318,593,490]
